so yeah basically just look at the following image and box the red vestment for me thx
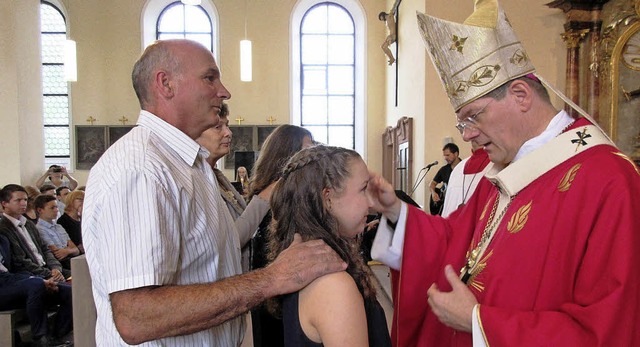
[391,118,640,346]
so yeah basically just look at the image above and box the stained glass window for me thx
[41,1,71,167]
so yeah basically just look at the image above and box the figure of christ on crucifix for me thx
[379,0,402,66]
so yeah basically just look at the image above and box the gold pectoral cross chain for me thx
[460,194,514,284]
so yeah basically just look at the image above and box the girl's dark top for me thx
[57,213,83,253]
[251,210,284,347]
[282,290,392,347]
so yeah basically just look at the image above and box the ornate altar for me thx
[600,0,640,163]
[547,0,640,164]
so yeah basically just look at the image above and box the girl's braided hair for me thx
[266,145,376,314]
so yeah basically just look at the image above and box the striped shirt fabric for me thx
[83,111,244,346]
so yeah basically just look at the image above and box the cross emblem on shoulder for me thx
[571,127,592,152]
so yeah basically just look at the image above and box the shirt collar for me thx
[37,218,56,229]
[486,113,609,196]
[137,110,204,166]
[3,213,26,227]
[512,110,574,163]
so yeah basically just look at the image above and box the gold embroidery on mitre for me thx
[507,200,532,234]
[451,65,501,98]
[558,163,582,192]
[468,65,501,86]
[613,152,640,176]
[451,81,470,99]
[510,49,529,67]
[468,250,493,293]
[479,198,492,221]
[450,35,468,53]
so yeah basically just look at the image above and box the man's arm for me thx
[60,167,78,190]
[27,224,62,273]
[110,235,346,345]
[35,169,52,189]
[430,168,445,202]
[49,240,79,260]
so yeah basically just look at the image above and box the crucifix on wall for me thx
[379,0,402,106]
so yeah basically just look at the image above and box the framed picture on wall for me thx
[108,125,136,146]
[226,126,254,169]
[75,126,107,170]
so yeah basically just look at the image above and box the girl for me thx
[268,145,391,347]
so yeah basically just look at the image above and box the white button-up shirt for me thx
[83,111,244,346]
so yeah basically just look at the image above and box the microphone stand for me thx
[410,165,435,196]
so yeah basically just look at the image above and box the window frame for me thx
[40,0,72,169]
[291,0,366,156]
[141,0,220,61]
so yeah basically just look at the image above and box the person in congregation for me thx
[82,39,346,345]
[0,233,73,347]
[23,185,41,224]
[34,194,80,270]
[369,0,640,345]
[235,165,250,197]
[54,186,70,219]
[441,142,490,218]
[248,124,314,347]
[196,101,272,271]
[56,190,84,254]
[268,145,391,347]
[428,143,461,215]
[35,165,78,191]
[0,184,69,282]
[39,184,56,196]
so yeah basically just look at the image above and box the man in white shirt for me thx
[83,39,346,346]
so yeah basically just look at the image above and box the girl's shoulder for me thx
[298,271,368,346]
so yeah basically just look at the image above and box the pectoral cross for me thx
[235,116,245,125]
[86,116,96,125]
[266,116,276,125]
[119,116,129,125]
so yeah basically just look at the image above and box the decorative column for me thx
[561,28,589,118]
[546,0,610,120]
[587,10,603,123]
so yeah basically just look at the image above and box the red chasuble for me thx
[391,118,640,346]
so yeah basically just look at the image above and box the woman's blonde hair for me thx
[64,190,85,213]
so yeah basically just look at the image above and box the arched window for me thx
[142,0,219,58]
[291,0,365,154]
[40,1,71,168]
[157,2,213,51]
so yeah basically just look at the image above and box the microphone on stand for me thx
[422,160,439,170]
[410,160,439,196]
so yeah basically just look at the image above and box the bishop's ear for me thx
[508,79,533,112]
